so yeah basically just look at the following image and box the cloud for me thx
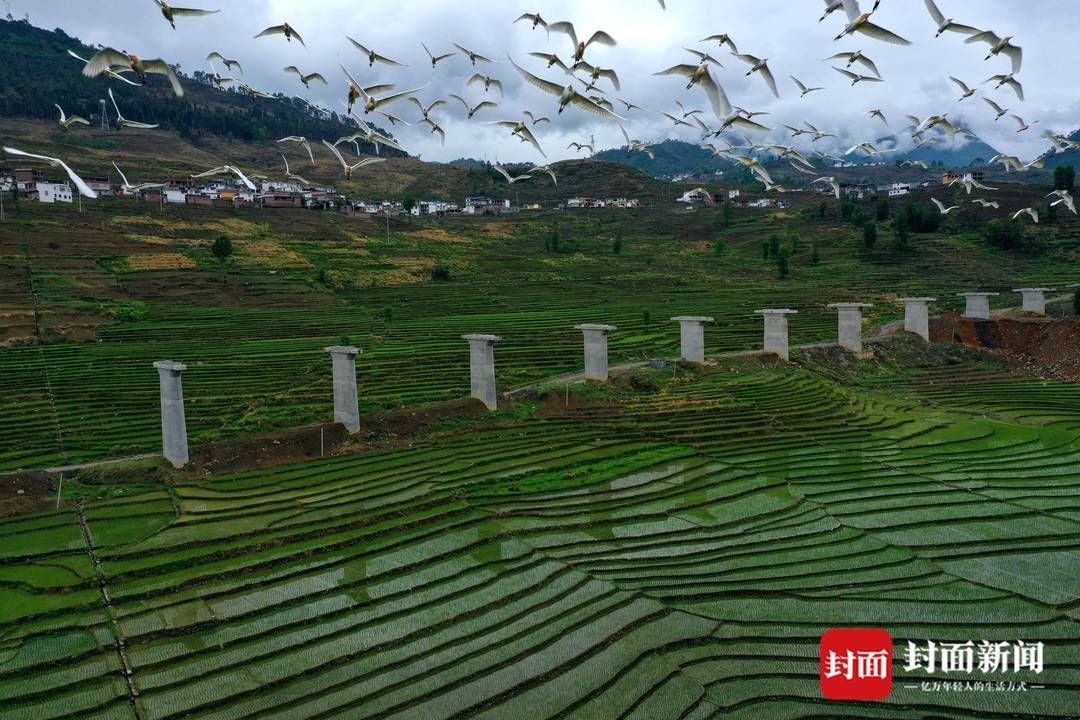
[13,0,1075,163]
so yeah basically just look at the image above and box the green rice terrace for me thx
[0,187,1078,718]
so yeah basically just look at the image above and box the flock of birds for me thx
[3,0,1078,225]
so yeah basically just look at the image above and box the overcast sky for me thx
[13,0,1079,164]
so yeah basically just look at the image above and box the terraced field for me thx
[1,194,1076,470]
[1,342,1078,718]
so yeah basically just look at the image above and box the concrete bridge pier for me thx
[462,334,502,410]
[574,324,617,381]
[153,360,189,468]
[828,303,873,355]
[671,316,714,363]
[959,292,999,320]
[900,298,935,342]
[325,346,362,432]
[754,309,798,361]
[1013,288,1055,315]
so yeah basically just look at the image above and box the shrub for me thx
[1074,288,1080,315]
[713,239,727,255]
[863,221,877,249]
[430,265,451,281]
[776,248,790,279]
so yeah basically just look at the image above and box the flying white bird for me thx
[82,48,184,96]
[620,125,656,159]
[983,97,1009,121]
[108,88,159,130]
[573,60,621,91]
[1010,115,1037,133]
[206,52,242,74]
[930,198,960,215]
[965,30,1022,73]
[868,108,888,125]
[510,56,624,120]
[417,118,446,145]
[409,97,447,120]
[528,52,571,74]
[490,119,547,157]
[346,38,407,67]
[812,176,841,199]
[3,146,98,198]
[972,198,999,209]
[284,66,326,88]
[922,0,979,37]
[468,74,504,96]
[949,76,976,101]
[663,112,695,128]
[151,0,218,29]
[820,0,844,22]
[568,141,593,154]
[1012,207,1038,223]
[732,52,779,97]
[833,67,882,85]
[453,42,495,66]
[522,111,550,125]
[655,61,767,132]
[321,139,386,179]
[1047,190,1076,215]
[900,159,930,169]
[113,162,164,194]
[55,104,89,130]
[67,49,140,86]
[255,22,305,46]
[547,22,617,63]
[700,33,738,52]
[421,42,456,69]
[279,155,311,187]
[449,94,498,119]
[191,165,257,190]
[514,12,547,31]
[493,165,532,184]
[530,164,557,186]
[791,76,824,97]
[824,50,881,77]
[277,136,315,165]
[834,0,912,45]
[984,73,1024,101]
[948,174,997,194]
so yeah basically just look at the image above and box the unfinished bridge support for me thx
[462,334,502,410]
[1014,287,1055,315]
[900,297,935,342]
[754,309,798,361]
[959,292,999,320]
[828,303,873,355]
[325,345,362,432]
[153,360,189,468]
[575,324,617,381]
[671,316,714,363]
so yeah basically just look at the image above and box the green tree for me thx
[810,239,820,264]
[894,221,911,251]
[642,308,652,327]
[788,231,801,253]
[876,198,890,221]
[430,265,451,281]
[383,307,393,325]
[612,230,623,255]
[402,194,417,215]
[713,239,728,256]
[1054,165,1075,192]
[722,201,734,227]
[768,233,781,258]
[818,201,828,219]
[1074,288,1080,315]
[549,223,560,253]
[762,240,770,259]
[211,234,233,284]
[863,221,877,250]
[775,248,790,279]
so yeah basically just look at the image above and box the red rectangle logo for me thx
[820,628,893,700]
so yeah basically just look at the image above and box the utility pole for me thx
[99,99,110,131]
